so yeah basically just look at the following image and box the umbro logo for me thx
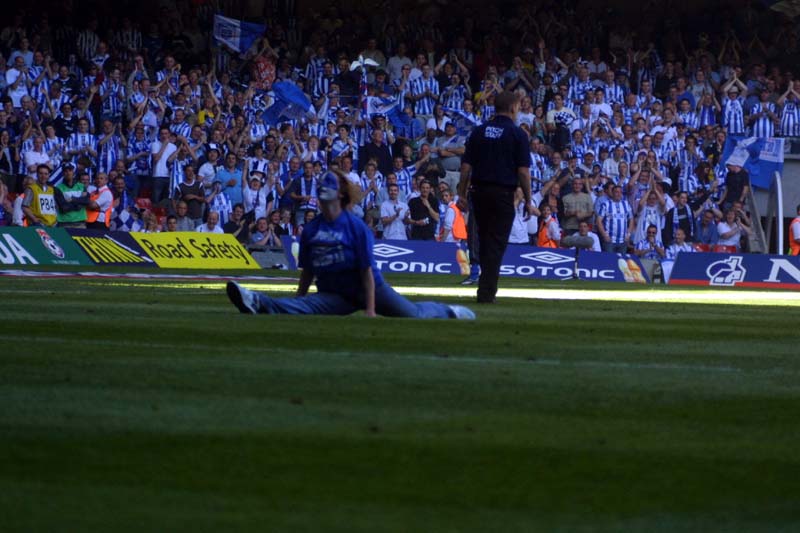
[520,251,573,265]
[373,243,414,258]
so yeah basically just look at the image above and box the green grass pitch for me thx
[2,271,800,531]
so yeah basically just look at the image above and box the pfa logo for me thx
[35,229,65,259]
[520,250,573,265]
[372,243,414,259]
[706,256,746,287]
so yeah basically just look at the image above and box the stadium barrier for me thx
[0,228,259,269]
[668,252,800,289]
[281,237,649,283]
[68,229,157,267]
[130,233,259,269]
[0,227,92,266]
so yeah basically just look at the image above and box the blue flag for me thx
[721,136,785,189]
[263,81,313,125]
[443,106,481,136]
[366,96,410,129]
[213,14,265,53]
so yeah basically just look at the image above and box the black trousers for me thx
[466,194,480,267]
[471,183,516,302]
[86,221,108,232]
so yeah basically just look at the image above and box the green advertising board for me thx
[0,227,92,266]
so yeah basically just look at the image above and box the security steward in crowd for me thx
[21,165,58,227]
[458,91,534,303]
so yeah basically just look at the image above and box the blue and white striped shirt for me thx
[604,83,625,105]
[250,123,268,143]
[636,94,661,111]
[169,121,192,140]
[412,76,439,115]
[127,137,152,175]
[360,172,384,210]
[529,152,545,193]
[304,56,328,84]
[750,102,776,138]
[722,96,746,135]
[169,157,192,198]
[697,105,718,127]
[635,237,665,261]
[598,199,633,244]
[313,75,335,99]
[97,134,122,174]
[780,99,800,137]
[67,132,97,164]
[441,84,467,110]
[394,165,416,197]
[46,93,72,116]
[156,69,180,92]
[666,241,694,260]
[676,111,699,131]
[567,78,593,104]
[100,82,125,117]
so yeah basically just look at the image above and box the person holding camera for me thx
[717,208,752,252]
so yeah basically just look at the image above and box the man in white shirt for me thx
[198,145,220,191]
[380,183,410,240]
[86,173,114,231]
[196,210,224,233]
[563,220,601,251]
[386,43,412,82]
[150,127,177,205]
[5,56,30,108]
[23,136,52,178]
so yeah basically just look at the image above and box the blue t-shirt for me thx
[299,210,385,301]
[216,167,243,205]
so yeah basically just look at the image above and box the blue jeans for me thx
[603,241,628,254]
[256,283,455,318]
[152,177,170,205]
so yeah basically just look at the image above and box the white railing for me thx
[765,171,784,255]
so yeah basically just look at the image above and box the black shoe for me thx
[476,296,497,304]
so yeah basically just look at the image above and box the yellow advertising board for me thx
[131,232,259,269]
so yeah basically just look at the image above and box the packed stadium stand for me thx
[1,0,798,257]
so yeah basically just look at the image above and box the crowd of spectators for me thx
[0,0,797,256]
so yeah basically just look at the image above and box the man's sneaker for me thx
[449,305,476,320]
[226,281,260,314]
[460,276,479,286]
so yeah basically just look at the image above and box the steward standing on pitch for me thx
[458,92,534,303]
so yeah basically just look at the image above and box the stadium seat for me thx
[712,245,738,253]
[152,207,167,218]
[693,243,711,253]
[136,198,152,211]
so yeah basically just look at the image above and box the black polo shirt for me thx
[462,115,529,188]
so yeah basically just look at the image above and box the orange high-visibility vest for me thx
[86,186,112,228]
[450,203,467,240]
[790,216,800,256]
[538,218,558,248]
